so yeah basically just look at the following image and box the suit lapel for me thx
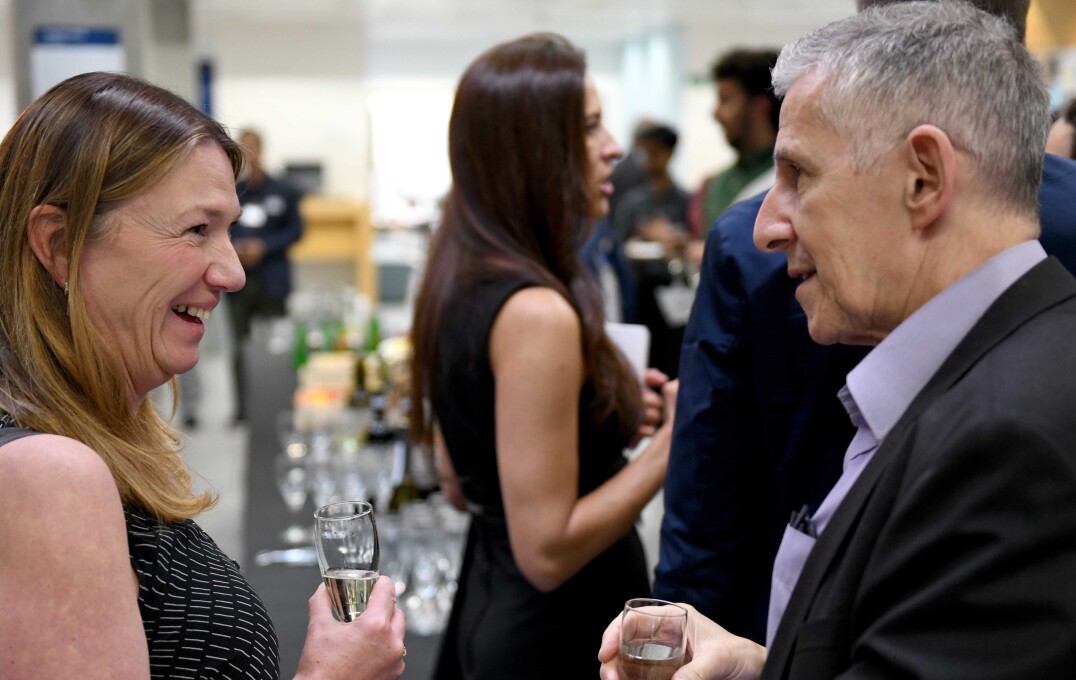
[763,257,1076,678]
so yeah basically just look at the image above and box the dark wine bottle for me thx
[387,440,420,512]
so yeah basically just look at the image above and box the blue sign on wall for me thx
[31,26,125,98]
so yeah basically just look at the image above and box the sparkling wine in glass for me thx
[314,500,379,622]
[323,568,379,622]
[618,598,688,680]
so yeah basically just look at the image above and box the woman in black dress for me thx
[0,72,405,680]
[411,33,678,679]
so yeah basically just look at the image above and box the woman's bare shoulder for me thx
[0,433,122,514]
[495,286,579,332]
[490,286,584,380]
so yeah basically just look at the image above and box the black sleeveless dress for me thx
[431,277,651,680]
[0,422,280,679]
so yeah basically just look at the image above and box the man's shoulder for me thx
[705,192,768,253]
[1038,154,1076,276]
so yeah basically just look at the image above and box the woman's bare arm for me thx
[0,434,149,679]
[490,287,676,592]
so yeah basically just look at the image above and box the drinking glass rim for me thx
[624,598,688,617]
[314,500,374,521]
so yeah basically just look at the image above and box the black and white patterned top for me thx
[0,423,280,679]
[126,506,280,679]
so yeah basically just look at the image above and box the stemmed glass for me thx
[276,409,308,459]
[274,449,311,545]
[618,598,688,680]
[314,500,380,622]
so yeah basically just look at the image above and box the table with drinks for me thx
[240,296,467,678]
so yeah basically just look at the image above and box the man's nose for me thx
[753,190,793,254]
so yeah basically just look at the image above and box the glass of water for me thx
[314,500,379,622]
[618,598,688,680]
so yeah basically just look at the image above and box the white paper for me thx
[605,322,650,382]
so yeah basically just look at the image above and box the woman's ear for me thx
[27,204,70,289]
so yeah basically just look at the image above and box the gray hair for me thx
[772,0,1049,216]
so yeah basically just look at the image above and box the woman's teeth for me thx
[173,304,212,320]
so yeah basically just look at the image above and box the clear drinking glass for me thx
[276,409,308,459]
[618,598,688,680]
[274,450,310,545]
[314,500,380,622]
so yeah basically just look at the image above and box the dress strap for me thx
[0,416,40,447]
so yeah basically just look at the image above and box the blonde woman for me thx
[0,72,405,680]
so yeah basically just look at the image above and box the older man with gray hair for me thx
[601,2,1076,678]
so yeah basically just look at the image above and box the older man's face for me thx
[754,71,912,346]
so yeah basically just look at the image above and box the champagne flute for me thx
[314,500,379,622]
[618,598,688,680]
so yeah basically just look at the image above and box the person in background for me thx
[609,3,1076,677]
[613,122,693,377]
[580,216,639,324]
[612,123,690,245]
[0,72,405,680]
[1047,97,1076,159]
[410,33,677,680]
[607,117,659,225]
[228,128,304,424]
[654,0,1076,645]
[689,48,781,237]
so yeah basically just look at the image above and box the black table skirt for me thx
[240,322,441,678]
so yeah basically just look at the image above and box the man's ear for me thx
[903,124,956,233]
[27,204,70,288]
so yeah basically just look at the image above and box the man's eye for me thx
[188,224,208,236]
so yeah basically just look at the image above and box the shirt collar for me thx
[845,240,1046,442]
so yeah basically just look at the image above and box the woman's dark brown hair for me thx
[410,32,643,447]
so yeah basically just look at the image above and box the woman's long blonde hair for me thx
[0,72,244,522]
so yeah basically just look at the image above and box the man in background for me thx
[611,123,692,376]
[690,48,781,237]
[654,0,1076,645]
[228,129,304,424]
[607,117,658,226]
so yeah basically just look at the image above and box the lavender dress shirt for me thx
[765,240,1048,647]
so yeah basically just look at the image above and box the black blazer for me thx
[763,257,1076,679]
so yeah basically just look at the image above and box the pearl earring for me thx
[63,282,69,297]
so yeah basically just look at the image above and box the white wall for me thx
[194,13,367,199]
[190,3,855,204]
[676,7,855,192]
[2,1,854,201]
[0,1,16,130]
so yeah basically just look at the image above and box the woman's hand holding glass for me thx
[295,575,406,680]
